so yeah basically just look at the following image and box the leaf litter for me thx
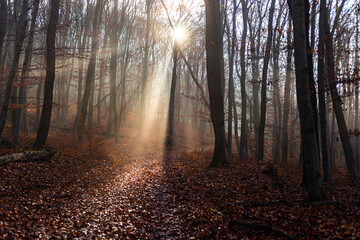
[0,132,360,239]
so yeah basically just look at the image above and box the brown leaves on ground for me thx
[164,151,360,239]
[0,133,360,239]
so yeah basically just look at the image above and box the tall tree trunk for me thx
[355,10,359,171]
[257,0,276,161]
[97,31,109,125]
[233,98,240,156]
[1,16,13,69]
[272,0,286,163]
[109,0,119,142]
[119,17,134,126]
[323,6,357,179]
[305,0,320,163]
[318,0,331,183]
[205,0,227,167]
[55,72,62,129]
[288,0,323,201]
[74,0,90,136]
[13,0,40,142]
[282,14,292,163]
[166,47,178,146]
[239,0,248,158]
[0,0,7,66]
[88,71,95,133]
[33,84,43,132]
[33,0,59,148]
[249,28,259,148]
[226,0,238,160]
[139,0,152,138]
[76,0,102,141]
[0,0,28,142]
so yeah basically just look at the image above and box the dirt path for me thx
[73,152,187,239]
[19,149,194,239]
[2,136,360,239]
[1,132,211,239]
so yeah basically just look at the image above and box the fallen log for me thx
[0,149,55,165]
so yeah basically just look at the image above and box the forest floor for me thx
[1,130,360,239]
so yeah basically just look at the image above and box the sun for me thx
[172,25,187,43]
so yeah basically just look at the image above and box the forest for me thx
[0,0,360,238]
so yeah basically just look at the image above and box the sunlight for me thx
[172,25,187,43]
[137,52,172,149]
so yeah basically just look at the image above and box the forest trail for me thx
[71,150,188,239]
[1,134,360,239]
[0,132,208,239]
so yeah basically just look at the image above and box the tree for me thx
[225,0,238,160]
[34,0,60,148]
[239,0,248,158]
[355,7,360,171]
[205,0,227,167]
[288,0,323,201]
[257,0,276,161]
[0,0,7,66]
[76,0,103,141]
[282,14,292,163]
[139,0,153,139]
[271,2,286,163]
[318,0,331,182]
[0,0,29,144]
[166,46,178,146]
[323,3,357,179]
[248,2,266,149]
[13,0,40,143]
[109,0,120,143]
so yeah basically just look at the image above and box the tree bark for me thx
[166,47,178,146]
[76,0,102,142]
[205,0,227,167]
[239,0,248,158]
[14,0,40,143]
[318,0,331,183]
[139,0,153,139]
[0,0,28,143]
[0,0,7,66]
[97,29,109,125]
[109,0,119,142]
[33,0,59,148]
[226,0,238,160]
[0,150,55,166]
[323,6,357,179]
[355,10,359,171]
[288,0,323,201]
[73,0,91,136]
[282,14,292,163]
[257,0,276,161]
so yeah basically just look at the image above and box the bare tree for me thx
[13,0,40,143]
[257,0,276,161]
[288,0,323,201]
[239,0,248,158]
[0,0,7,66]
[139,0,153,139]
[318,0,331,182]
[166,46,178,146]
[34,0,60,147]
[76,0,103,141]
[205,0,227,167]
[0,0,29,143]
[324,3,357,179]
[109,0,120,142]
[282,14,292,163]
